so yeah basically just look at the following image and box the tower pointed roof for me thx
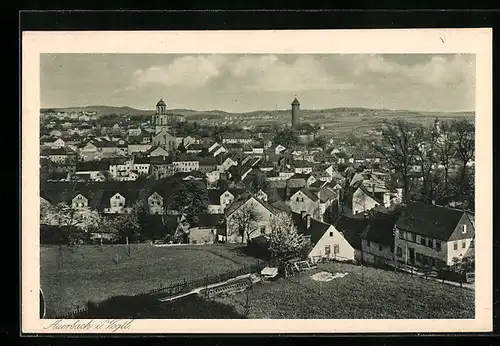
[291,97,300,106]
[156,98,166,107]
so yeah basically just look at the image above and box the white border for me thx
[22,29,492,334]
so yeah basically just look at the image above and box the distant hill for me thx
[41,105,475,120]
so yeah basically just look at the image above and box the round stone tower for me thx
[291,97,300,129]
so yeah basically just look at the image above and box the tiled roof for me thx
[335,214,370,250]
[291,212,331,246]
[361,211,400,247]
[395,202,472,241]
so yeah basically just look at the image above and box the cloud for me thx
[124,53,474,97]
[131,55,226,88]
[350,54,475,88]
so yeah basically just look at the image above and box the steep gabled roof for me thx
[335,214,370,250]
[292,187,319,202]
[395,202,468,241]
[361,211,400,247]
[224,193,281,218]
[291,212,331,246]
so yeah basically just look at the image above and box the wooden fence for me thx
[52,263,264,319]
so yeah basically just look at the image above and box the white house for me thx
[394,202,475,268]
[292,212,357,263]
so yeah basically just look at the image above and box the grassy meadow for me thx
[214,262,475,319]
[40,243,260,317]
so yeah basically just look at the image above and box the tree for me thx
[273,129,299,148]
[373,119,420,203]
[244,170,269,194]
[414,125,439,204]
[435,120,455,196]
[42,203,101,244]
[451,120,475,205]
[268,212,308,265]
[228,202,261,244]
[102,201,144,243]
[167,180,209,225]
[308,135,328,150]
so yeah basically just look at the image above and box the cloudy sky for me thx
[40,54,475,112]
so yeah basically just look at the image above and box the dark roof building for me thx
[395,202,475,241]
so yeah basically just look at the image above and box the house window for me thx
[115,196,120,199]
[462,240,466,248]
[378,244,383,251]
[399,231,404,239]
[416,253,421,262]
[427,239,433,248]
[325,245,331,255]
[420,237,426,246]
[366,240,371,248]
[453,241,458,250]
[436,241,442,251]
[334,245,339,254]
[119,202,123,207]
[462,225,467,234]
[260,226,266,234]
[296,197,299,202]
[329,231,333,237]
[396,247,402,257]
[408,233,416,242]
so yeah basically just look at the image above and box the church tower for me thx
[154,98,169,134]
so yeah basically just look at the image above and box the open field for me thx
[40,243,260,317]
[213,262,475,319]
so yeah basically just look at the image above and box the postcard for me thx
[21,28,492,334]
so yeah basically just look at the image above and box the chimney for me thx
[306,214,311,229]
[301,210,306,219]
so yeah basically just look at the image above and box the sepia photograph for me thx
[22,29,492,334]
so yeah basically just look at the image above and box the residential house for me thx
[252,143,264,155]
[207,189,244,214]
[109,157,134,181]
[40,147,77,164]
[75,161,110,182]
[334,214,371,262]
[208,142,226,156]
[71,193,89,209]
[188,214,225,245]
[148,192,164,215]
[216,154,238,173]
[313,171,332,183]
[292,212,358,263]
[128,128,142,137]
[270,144,286,155]
[198,157,219,174]
[221,132,252,144]
[128,143,152,155]
[148,145,170,157]
[185,143,206,155]
[394,202,475,268]
[361,211,400,266]
[288,187,321,220]
[93,139,121,159]
[223,194,281,243]
[288,173,316,189]
[132,156,151,176]
[150,156,175,179]
[292,160,313,174]
[172,155,199,173]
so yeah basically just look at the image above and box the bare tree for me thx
[414,125,439,203]
[373,119,419,203]
[228,202,262,244]
[451,120,475,205]
[435,120,455,198]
